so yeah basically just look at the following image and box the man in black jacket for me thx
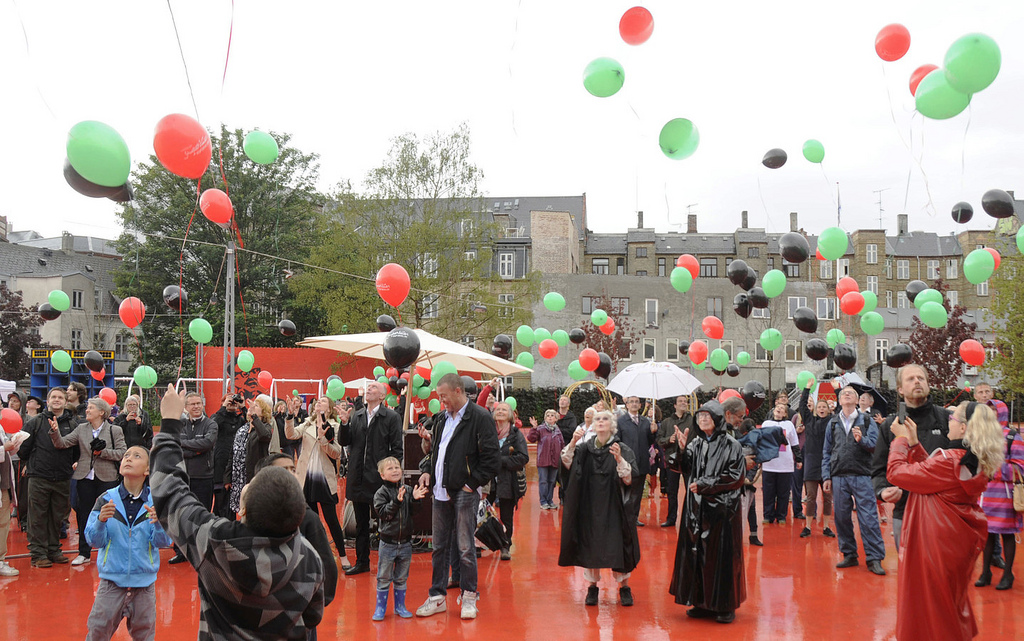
[657,395,694,528]
[416,373,499,620]
[616,396,656,527]
[168,392,219,564]
[337,380,403,576]
[112,395,153,449]
[554,395,577,504]
[212,394,245,519]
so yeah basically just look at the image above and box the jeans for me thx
[86,580,156,641]
[537,466,558,506]
[832,475,886,562]
[744,487,758,535]
[429,490,478,596]
[376,540,412,591]
[762,471,792,522]
[27,477,70,561]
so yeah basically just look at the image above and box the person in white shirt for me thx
[760,403,802,525]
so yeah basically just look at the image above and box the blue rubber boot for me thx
[372,590,389,621]
[394,588,413,618]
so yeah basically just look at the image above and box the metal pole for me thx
[222,241,236,396]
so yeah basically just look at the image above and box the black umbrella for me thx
[475,514,509,551]
[847,380,888,417]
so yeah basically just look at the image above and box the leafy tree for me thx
[577,295,645,376]
[907,279,977,388]
[0,284,48,381]
[986,250,1024,393]
[113,127,325,380]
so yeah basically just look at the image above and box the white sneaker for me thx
[71,555,90,566]
[415,595,446,617]
[459,590,478,619]
[0,562,19,577]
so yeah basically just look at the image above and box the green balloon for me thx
[236,349,255,373]
[385,394,398,407]
[761,270,787,298]
[694,361,706,371]
[670,267,693,293]
[428,398,441,414]
[963,248,995,284]
[242,130,280,164]
[516,352,535,369]
[802,139,825,164]
[567,360,587,381]
[552,329,570,347]
[919,301,948,328]
[505,396,518,412]
[709,348,730,371]
[659,118,700,160]
[327,378,343,392]
[48,290,71,312]
[188,318,213,344]
[414,386,429,399]
[431,360,458,381]
[583,57,624,98]
[590,309,608,326]
[860,311,885,336]
[50,349,72,372]
[913,288,943,309]
[796,370,816,390]
[736,351,751,366]
[817,227,849,260]
[413,374,424,387]
[66,120,131,187]
[326,384,344,401]
[859,291,878,315]
[374,366,386,378]
[543,292,566,312]
[759,328,782,352]
[133,365,157,389]
[377,376,388,385]
[533,327,551,343]
[1018,227,1024,255]
[944,33,1001,94]
[826,328,846,348]
[516,325,535,347]
[915,69,971,120]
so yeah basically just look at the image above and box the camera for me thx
[229,394,244,405]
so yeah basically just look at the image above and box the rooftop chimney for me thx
[789,212,798,232]
[897,213,908,235]
[61,231,74,254]
[741,210,748,229]
[687,214,697,234]
[637,210,643,228]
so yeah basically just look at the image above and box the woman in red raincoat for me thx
[887,401,1006,641]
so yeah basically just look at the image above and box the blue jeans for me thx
[832,475,886,562]
[538,466,558,506]
[429,490,479,596]
[376,540,412,591]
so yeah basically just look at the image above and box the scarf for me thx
[496,421,511,442]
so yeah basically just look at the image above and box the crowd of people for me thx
[0,365,1022,639]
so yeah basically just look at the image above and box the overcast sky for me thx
[1,0,1021,242]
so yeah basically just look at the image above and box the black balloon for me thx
[779,232,810,264]
[39,302,61,321]
[792,306,818,333]
[63,158,119,199]
[806,338,829,361]
[396,378,408,390]
[905,280,928,304]
[679,341,690,356]
[162,285,188,313]
[278,319,296,336]
[733,293,752,319]
[886,343,914,368]
[461,375,479,400]
[982,189,1016,219]
[595,352,612,379]
[492,334,513,355]
[726,259,749,286]
[726,364,741,377]
[83,350,105,373]
[741,268,757,291]
[376,314,397,332]
[568,328,586,345]
[382,327,420,369]
[748,287,769,309]
[741,380,767,412]
[388,375,399,391]
[762,148,788,169]
[833,343,857,371]
[107,182,133,203]
[951,201,974,224]
[711,367,727,376]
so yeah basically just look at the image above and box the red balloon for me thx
[153,114,212,179]
[959,339,985,367]
[538,338,559,359]
[599,318,616,336]
[1,408,22,434]
[385,367,398,379]
[701,316,724,340]
[257,371,273,389]
[119,297,146,329]
[619,6,654,46]
[375,263,411,307]
[840,291,865,315]
[909,64,938,96]
[816,249,825,261]
[199,189,234,224]
[836,276,859,301]
[676,254,699,279]
[688,340,708,365]
[90,367,106,381]
[579,348,600,371]
[717,389,741,404]
[985,247,1001,271]
[875,23,911,62]
[98,387,117,406]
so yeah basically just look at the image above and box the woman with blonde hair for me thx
[975,396,1024,591]
[226,396,275,513]
[887,401,1005,640]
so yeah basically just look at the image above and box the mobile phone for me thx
[897,402,907,424]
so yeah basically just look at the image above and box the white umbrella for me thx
[607,361,702,400]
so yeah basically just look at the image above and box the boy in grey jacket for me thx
[372,456,427,621]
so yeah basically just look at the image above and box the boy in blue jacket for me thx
[84,446,173,641]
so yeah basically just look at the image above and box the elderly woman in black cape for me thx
[558,409,640,608]
[669,400,747,624]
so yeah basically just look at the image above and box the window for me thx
[422,294,439,318]
[592,258,609,275]
[636,270,648,277]
[788,296,807,318]
[948,290,958,307]
[93,289,102,312]
[582,296,595,314]
[420,253,438,278]
[927,260,940,280]
[747,247,760,258]
[897,259,910,279]
[643,338,655,360]
[72,290,84,310]
[885,259,893,279]
[767,257,775,270]
[897,291,908,309]
[114,332,130,360]
[499,252,515,279]
[783,260,800,278]
[460,335,476,348]
[699,258,717,277]
[658,257,666,277]
[666,339,679,361]
[618,339,632,361]
[464,250,476,261]
[946,259,958,279]
[616,258,625,275]
[837,259,850,277]
[866,244,878,264]
[707,297,723,319]
[886,290,893,308]
[755,345,773,362]
[719,340,734,360]
[498,293,514,318]
[645,299,659,327]
[820,260,833,280]
[610,297,629,315]
[785,340,803,362]
[875,339,889,363]
[93,332,106,349]
[817,297,837,320]
[866,275,878,294]
[636,247,648,258]
[978,281,989,296]
[752,307,770,319]
[71,329,83,350]
[460,219,474,236]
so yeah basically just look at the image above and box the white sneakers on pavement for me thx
[0,561,19,577]
[459,591,478,619]
[71,555,91,566]
[415,595,446,617]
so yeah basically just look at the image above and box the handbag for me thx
[1010,463,1024,513]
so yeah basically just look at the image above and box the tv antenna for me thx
[873,188,890,230]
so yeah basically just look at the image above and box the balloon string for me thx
[131,329,147,367]
[175,180,202,383]
[165,0,201,121]
[961,104,972,190]
[234,250,251,346]
[881,63,913,153]
[756,176,775,231]
[819,164,837,208]
[10,0,58,119]
[220,0,234,97]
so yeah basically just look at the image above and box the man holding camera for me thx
[212,393,245,520]
[168,392,218,564]
[113,395,153,450]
